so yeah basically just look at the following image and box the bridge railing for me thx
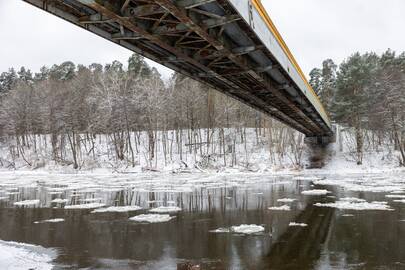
[229,0,332,130]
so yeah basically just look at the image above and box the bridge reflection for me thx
[265,205,335,270]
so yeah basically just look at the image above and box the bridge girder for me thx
[22,0,333,137]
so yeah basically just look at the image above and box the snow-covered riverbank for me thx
[0,240,56,270]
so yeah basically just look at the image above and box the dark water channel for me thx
[0,173,405,270]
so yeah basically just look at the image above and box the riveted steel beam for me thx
[177,0,216,9]
[153,0,323,135]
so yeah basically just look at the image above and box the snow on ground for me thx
[289,222,308,227]
[0,240,56,270]
[129,214,175,223]
[92,206,142,213]
[149,206,182,213]
[80,198,103,203]
[65,203,106,209]
[14,200,40,207]
[314,200,393,211]
[231,224,265,234]
[302,189,330,196]
[268,205,291,211]
[34,218,65,224]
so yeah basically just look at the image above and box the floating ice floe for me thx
[0,240,56,270]
[313,179,404,193]
[14,200,40,206]
[129,214,175,223]
[390,190,405,194]
[393,199,405,203]
[340,197,366,203]
[209,227,231,233]
[65,203,106,209]
[289,222,308,227]
[342,214,355,217]
[34,218,65,224]
[386,195,405,199]
[301,189,330,196]
[268,205,291,211]
[91,205,142,213]
[314,200,393,211]
[209,225,265,234]
[51,198,68,204]
[231,224,265,234]
[149,206,182,213]
[277,198,297,203]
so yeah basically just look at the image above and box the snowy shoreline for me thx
[0,240,56,270]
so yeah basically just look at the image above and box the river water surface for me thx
[0,172,405,269]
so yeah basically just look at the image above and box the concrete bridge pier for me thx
[305,126,336,168]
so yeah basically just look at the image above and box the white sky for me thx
[1,0,405,80]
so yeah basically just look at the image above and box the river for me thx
[0,171,404,269]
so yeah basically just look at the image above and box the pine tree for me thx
[17,67,34,83]
[0,68,18,94]
[320,59,337,111]
[309,68,322,94]
[333,52,379,164]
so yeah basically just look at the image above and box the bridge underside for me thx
[23,0,332,138]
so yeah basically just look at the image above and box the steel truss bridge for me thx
[23,0,333,140]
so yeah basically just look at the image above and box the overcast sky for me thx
[1,0,405,80]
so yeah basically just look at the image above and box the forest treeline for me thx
[0,49,404,169]
[310,49,404,165]
[0,54,297,170]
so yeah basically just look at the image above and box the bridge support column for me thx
[305,127,336,168]
[304,135,334,146]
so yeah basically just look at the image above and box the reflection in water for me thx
[266,206,335,269]
[0,173,404,269]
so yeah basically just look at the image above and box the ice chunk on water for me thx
[314,200,393,211]
[277,198,297,203]
[301,189,330,196]
[92,206,142,213]
[149,206,182,213]
[65,203,106,209]
[268,205,291,211]
[393,199,405,203]
[231,224,265,234]
[14,200,40,206]
[34,218,65,224]
[209,228,231,233]
[129,214,175,223]
[51,198,68,204]
[289,222,308,227]
[386,195,405,199]
[340,197,366,202]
